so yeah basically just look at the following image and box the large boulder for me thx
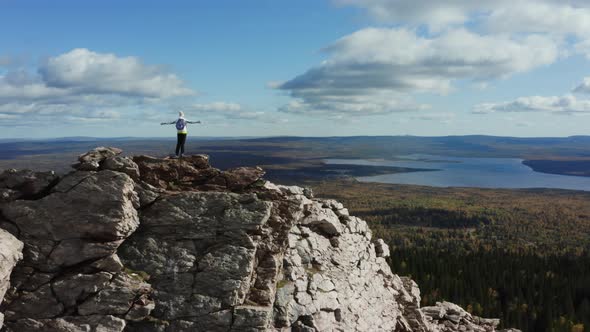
[0,229,23,330]
[4,170,138,243]
[132,154,219,190]
[118,191,279,329]
[102,156,140,180]
[0,169,59,202]
[422,301,502,332]
[222,166,266,191]
[273,195,408,331]
[0,167,152,331]
[72,146,123,171]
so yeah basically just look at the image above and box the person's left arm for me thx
[187,120,201,124]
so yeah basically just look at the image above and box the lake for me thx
[325,154,590,191]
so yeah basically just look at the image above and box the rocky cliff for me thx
[0,147,511,332]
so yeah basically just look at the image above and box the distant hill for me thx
[1,135,589,177]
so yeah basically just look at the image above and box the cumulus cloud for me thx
[473,76,590,116]
[485,2,590,37]
[0,102,123,127]
[333,0,493,30]
[473,94,590,115]
[277,93,429,116]
[335,0,590,33]
[0,49,194,103]
[0,48,194,126]
[335,1,590,59]
[38,49,193,98]
[277,28,558,116]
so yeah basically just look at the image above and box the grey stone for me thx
[0,229,23,300]
[221,166,265,191]
[5,315,126,332]
[0,188,21,204]
[52,272,112,307]
[232,305,272,330]
[102,156,140,180]
[48,239,124,268]
[0,229,23,330]
[134,181,162,207]
[0,169,58,200]
[89,254,124,273]
[73,146,123,171]
[422,301,502,332]
[375,238,390,258]
[4,284,64,320]
[3,170,139,243]
[77,273,152,317]
[118,191,276,323]
[133,154,218,190]
[300,203,342,236]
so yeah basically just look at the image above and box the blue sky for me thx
[1,0,590,138]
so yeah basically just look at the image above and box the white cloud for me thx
[0,48,195,126]
[336,0,590,58]
[326,28,557,82]
[573,77,590,94]
[0,102,123,127]
[473,94,590,114]
[277,27,558,116]
[0,49,195,106]
[39,48,194,98]
[333,0,487,30]
[485,2,590,37]
[278,93,429,116]
[335,0,590,33]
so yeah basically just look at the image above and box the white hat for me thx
[178,111,185,117]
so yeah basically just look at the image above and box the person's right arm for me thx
[160,121,175,125]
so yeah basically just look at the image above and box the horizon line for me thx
[1,134,589,142]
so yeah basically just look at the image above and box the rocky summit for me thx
[0,147,516,332]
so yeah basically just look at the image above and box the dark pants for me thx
[176,133,187,156]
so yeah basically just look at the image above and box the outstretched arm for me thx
[187,120,201,124]
[160,121,176,125]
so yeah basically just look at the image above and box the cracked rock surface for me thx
[0,147,514,332]
[0,230,23,330]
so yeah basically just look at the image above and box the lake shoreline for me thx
[324,155,590,191]
[522,159,590,177]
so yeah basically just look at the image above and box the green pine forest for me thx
[314,180,590,332]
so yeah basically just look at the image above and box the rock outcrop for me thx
[0,147,513,332]
[0,230,23,330]
[422,302,501,332]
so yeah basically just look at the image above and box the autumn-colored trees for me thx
[314,180,590,332]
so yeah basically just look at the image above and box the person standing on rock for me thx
[160,111,201,158]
